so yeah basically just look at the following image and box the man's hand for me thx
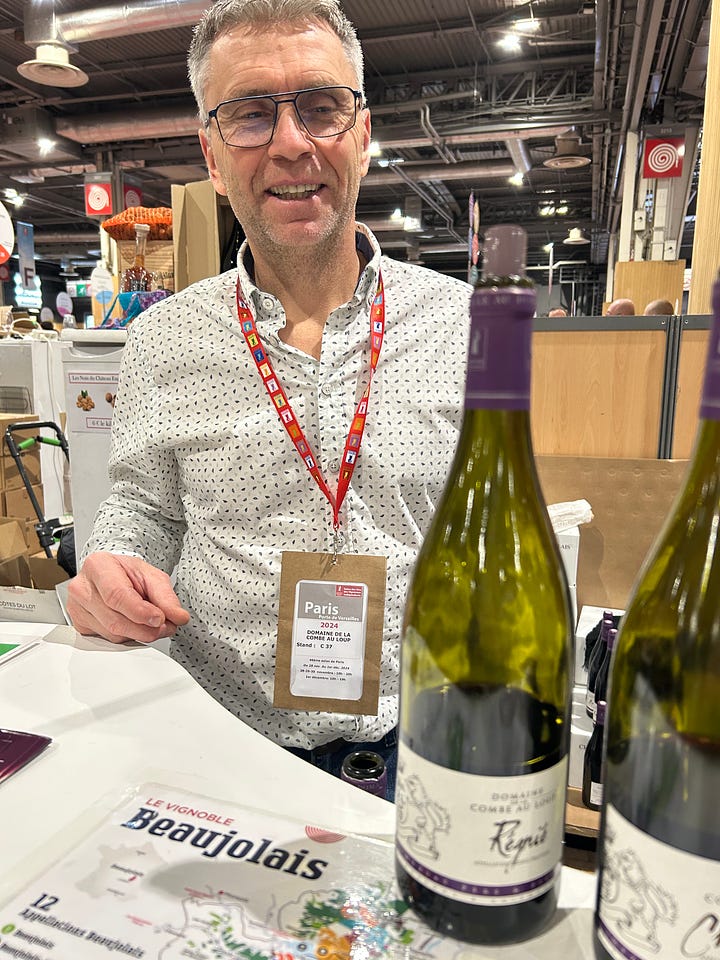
[66,552,190,644]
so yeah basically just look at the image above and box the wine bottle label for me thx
[466,288,536,411]
[395,742,566,906]
[597,804,720,960]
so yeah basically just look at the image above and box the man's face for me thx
[199,20,371,262]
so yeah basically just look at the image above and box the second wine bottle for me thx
[395,224,574,945]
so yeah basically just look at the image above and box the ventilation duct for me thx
[18,0,210,88]
[543,131,591,169]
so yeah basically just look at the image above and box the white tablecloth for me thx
[0,622,598,958]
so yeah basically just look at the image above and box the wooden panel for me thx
[613,259,685,315]
[536,456,689,610]
[531,329,665,457]
[688,1,720,314]
[671,329,709,458]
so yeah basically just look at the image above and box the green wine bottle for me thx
[593,277,720,960]
[395,224,573,945]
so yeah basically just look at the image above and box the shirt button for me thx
[320,381,334,396]
[329,459,340,472]
[262,297,274,310]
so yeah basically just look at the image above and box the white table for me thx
[0,622,598,958]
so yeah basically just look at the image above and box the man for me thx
[643,298,674,316]
[66,0,471,798]
[606,297,635,316]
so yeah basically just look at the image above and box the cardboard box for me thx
[2,483,44,523]
[0,414,42,490]
[171,180,236,291]
[28,551,70,590]
[0,584,66,623]
[0,517,31,587]
[536,456,689,610]
[555,525,580,587]
[569,683,594,789]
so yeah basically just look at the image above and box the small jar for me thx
[340,750,387,799]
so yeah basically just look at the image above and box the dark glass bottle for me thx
[340,750,387,799]
[586,616,612,718]
[592,628,616,721]
[582,699,606,811]
[395,224,573,946]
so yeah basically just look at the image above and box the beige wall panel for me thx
[689,0,720,314]
[671,329,709,458]
[613,260,686,315]
[531,329,665,458]
[536,456,689,610]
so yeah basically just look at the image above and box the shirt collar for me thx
[236,223,382,331]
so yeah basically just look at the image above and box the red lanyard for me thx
[236,272,385,530]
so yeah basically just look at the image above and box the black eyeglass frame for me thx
[206,85,365,148]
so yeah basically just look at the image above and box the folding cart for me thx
[3,421,74,572]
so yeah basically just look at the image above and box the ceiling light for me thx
[556,203,569,215]
[564,227,590,245]
[4,188,24,208]
[544,132,591,169]
[508,171,524,186]
[498,34,522,52]
[37,137,55,157]
[391,207,403,221]
[543,242,554,252]
[370,140,383,157]
[17,41,89,88]
[515,17,540,31]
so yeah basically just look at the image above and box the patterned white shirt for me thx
[84,225,472,749]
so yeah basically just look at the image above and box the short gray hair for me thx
[188,0,365,117]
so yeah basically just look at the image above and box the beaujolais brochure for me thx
[0,781,466,960]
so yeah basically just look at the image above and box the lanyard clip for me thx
[332,526,343,564]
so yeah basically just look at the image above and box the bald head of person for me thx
[548,307,568,317]
[606,298,636,316]
[644,298,674,316]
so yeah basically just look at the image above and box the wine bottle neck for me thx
[466,285,536,412]
[454,408,537,471]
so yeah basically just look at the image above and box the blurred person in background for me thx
[606,297,636,316]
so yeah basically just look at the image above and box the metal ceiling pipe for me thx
[55,106,200,142]
[54,106,574,149]
[362,161,515,188]
[24,0,210,45]
[504,139,532,174]
[32,231,100,243]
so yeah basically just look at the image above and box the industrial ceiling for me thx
[0,0,712,288]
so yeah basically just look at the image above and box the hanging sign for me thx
[56,291,73,316]
[0,201,14,265]
[123,182,143,208]
[84,173,114,216]
[16,221,35,290]
[90,261,114,307]
[643,136,685,179]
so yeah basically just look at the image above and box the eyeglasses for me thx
[206,85,363,148]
